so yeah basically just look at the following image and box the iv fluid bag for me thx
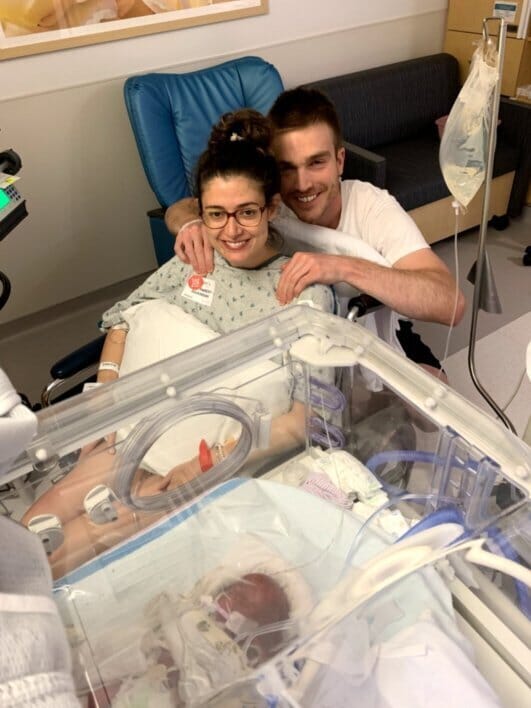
[440,41,498,208]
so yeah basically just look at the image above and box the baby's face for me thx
[215,573,290,664]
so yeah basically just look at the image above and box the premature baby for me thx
[214,572,291,666]
[91,572,291,707]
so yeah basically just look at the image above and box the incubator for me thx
[2,306,530,707]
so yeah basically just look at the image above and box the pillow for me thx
[275,215,390,265]
[119,299,219,377]
[116,300,291,475]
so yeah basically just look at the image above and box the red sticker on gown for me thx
[188,275,204,290]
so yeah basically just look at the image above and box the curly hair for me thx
[195,109,280,208]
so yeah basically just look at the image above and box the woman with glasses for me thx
[21,110,334,580]
[100,108,333,340]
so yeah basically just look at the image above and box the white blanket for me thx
[54,479,463,691]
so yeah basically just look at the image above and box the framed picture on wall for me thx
[0,1,268,60]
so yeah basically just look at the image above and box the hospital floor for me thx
[412,206,531,438]
[0,207,530,434]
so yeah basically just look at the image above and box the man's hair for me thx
[269,87,343,150]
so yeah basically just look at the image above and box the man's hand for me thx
[175,220,215,275]
[276,252,347,304]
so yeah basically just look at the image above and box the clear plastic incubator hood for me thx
[3,306,530,707]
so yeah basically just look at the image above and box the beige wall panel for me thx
[409,172,514,244]
[447,0,523,34]
[444,30,526,95]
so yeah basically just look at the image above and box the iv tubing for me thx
[487,526,531,617]
[396,506,530,612]
[365,449,474,474]
[113,395,254,512]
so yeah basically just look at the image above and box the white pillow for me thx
[118,299,219,377]
[116,300,291,475]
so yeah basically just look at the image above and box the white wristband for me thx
[98,361,120,374]
[177,218,202,238]
[83,382,103,392]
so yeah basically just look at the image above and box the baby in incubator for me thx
[89,572,291,707]
[214,572,291,665]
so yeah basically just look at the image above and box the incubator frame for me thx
[4,305,530,707]
[7,306,530,498]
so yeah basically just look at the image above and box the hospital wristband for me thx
[98,361,120,374]
[213,443,226,464]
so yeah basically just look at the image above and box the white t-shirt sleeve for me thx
[339,181,430,265]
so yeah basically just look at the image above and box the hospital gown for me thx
[99,253,335,474]
[101,252,334,333]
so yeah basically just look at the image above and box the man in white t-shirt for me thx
[165,88,465,377]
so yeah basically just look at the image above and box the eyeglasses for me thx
[201,204,266,229]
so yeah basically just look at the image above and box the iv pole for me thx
[467,16,516,435]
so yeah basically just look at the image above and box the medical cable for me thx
[365,449,477,475]
[267,382,351,578]
[394,505,530,616]
[308,376,346,412]
[366,449,522,518]
[486,526,531,619]
[396,505,465,542]
[308,377,346,449]
[501,366,527,413]
[112,396,254,512]
[240,618,298,659]
[438,200,462,378]
[343,492,463,571]
[309,417,345,449]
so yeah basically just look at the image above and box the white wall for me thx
[0,0,448,323]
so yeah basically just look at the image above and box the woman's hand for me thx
[78,434,116,458]
[159,456,203,490]
[139,456,203,496]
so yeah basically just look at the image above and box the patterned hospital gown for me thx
[101,252,335,332]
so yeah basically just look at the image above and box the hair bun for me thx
[208,109,272,153]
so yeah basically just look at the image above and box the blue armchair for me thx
[124,56,284,265]
[42,57,284,406]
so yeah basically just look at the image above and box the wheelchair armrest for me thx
[343,141,386,188]
[42,335,106,407]
[148,206,166,220]
[50,335,106,379]
[347,294,383,320]
[148,207,176,266]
